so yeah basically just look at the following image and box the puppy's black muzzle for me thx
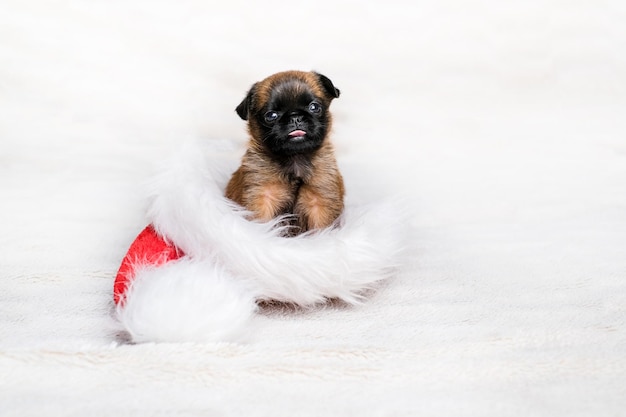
[289,115,306,131]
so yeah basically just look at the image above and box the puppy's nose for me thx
[290,115,304,125]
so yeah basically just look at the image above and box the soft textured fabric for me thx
[1,1,625,416]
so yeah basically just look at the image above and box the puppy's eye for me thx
[264,111,279,123]
[308,102,322,114]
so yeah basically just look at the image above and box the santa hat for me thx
[114,141,407,343]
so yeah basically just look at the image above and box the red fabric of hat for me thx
[113,225,184,305]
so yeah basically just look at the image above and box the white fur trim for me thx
[148,140,408,304]
[117,140,408,342]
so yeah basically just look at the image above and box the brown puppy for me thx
[226,71,344,235]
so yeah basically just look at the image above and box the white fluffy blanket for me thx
[1,1,625,416]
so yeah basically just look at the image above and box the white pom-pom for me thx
[116,258,257,343]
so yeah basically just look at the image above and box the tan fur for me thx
[225,71,344,235]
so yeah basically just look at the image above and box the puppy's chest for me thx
[281,155,314,183]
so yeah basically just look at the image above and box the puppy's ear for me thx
[235,82,258,121]
[314,72,340,99]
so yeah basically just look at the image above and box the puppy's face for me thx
[236,71,340,157]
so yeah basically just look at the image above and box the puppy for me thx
[226,70,344,235]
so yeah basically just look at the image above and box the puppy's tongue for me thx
[288,130,306,138]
